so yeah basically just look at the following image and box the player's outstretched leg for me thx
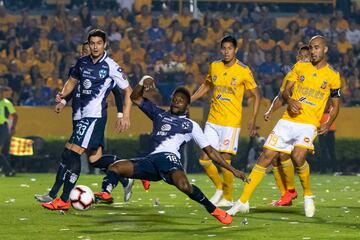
[171,170,232,225]
[42,149,81,210]
[199,159,223,204]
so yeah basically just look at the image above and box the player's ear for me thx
[324,46,328,54]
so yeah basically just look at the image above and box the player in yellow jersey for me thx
[192,36,261,207]
[227,35,341,217]
[264,46,311,206]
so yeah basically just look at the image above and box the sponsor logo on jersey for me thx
[216,94,231,102]
[300,75,305,82]
[83,79,92,89]
[231,77,237,86]
[298,96,316,106]
[320,81,328,89]
[161,124,172,131]
[304,137,310,143]
[223,139,230,146]
[213,75,217,81]
[99,69,107,78]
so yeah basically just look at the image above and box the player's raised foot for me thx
[209,189,223,205]
[211,207,233,225]
[35,193,54,203]
[94,192,114,204]
[123,179,134,202]
[304,195,315,217]
[141,180,150,191]
[226,200,249,216]
[42,198,70,210]
[216,198,234,207]
[272,190,298,206]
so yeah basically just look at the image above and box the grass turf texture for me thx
[0,174,359,240]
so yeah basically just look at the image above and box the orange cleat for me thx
[42,198,71,210]
[141,180,150,191]
[273,190,298,206]
[211,207,233,225]
[94,192,114,204]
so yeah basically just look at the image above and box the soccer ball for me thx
[69,185,94,210]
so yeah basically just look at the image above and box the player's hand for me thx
[248,119,257,137]
[233,169,250,183]
[318,122,330,135]
[287,98,302,115]
[54,102,65,113]
[55,93,63,104]
[116,116,130,133]
[264,111,271,121]
[143,77,155,91]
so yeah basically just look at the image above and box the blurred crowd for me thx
[0,0,359,106]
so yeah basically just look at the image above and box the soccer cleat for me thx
[141,180,150,191]
[304,195,315,217]
[216,198,234,207]
[42,198,71,210]
[123,179,134,202]
[209,189,223,205]
[211,207,233,225]
[226,200,249,216]
[272,190,298,206]
[35,193,54,203]
[94,192,114,204]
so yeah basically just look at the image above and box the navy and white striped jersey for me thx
[70,51,129,118]
[139,99,210,158]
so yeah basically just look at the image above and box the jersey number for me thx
[76,124,87,136]
[267,134,279,146]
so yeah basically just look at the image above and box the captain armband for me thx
[330,88,341,98]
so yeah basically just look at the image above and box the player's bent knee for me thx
[177,181,192,194]
[258,149,278,166]
[199,159,212,167]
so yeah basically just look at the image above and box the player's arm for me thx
[55,88,74,113]
[115,86,132,132]
[191,81,212,102]
[130,75,155,106]
[247,87,261,137]
[318,89,341,135]
[56,77,78,102]
[264,92,284,121]
[282,80,302,114]
[6,101,17,136]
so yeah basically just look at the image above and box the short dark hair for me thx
[220,35,237,48]
[87,29,106,43]
[173,87,191,104]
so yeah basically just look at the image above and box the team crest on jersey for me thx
[223,139,230,146]
[83,79,92,89]
[99,69,107,78]
[161,124,172,131]
[304,137,310,143]
[182,122,190,130]
[320,81,328,89]
[212,75,217,82]
[231,77,237,86]
[300,75,305,82]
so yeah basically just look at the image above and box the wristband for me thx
[117,112,124,118]
[60,99,67,105]
[139,75,153,86]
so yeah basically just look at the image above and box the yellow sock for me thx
[240,164,266,203]
[221,160,233,201]
[199,159,223,190]
[273,166,286,196]
[297,161,312,196]
[281,159,295,190]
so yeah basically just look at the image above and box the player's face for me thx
[220,42,237,63]
[81,44,90,57]
[170,92,189,115]
[296,49,310,62]
[89,36,106,59]
[309,38,327,64]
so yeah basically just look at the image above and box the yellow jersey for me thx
[282,62,341,127]
[206,59,257,128]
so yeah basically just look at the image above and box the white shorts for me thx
[204,122,241,155]
[264,119,317,154]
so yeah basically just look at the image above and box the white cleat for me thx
[304,195,315,217]
[123,179,134,202]
[216,198,234,207]
[34,193,54,203]
[226,200,249,216]
[209,189,223,205]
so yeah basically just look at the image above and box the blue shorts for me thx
[72,119,80,133]
[131,152,184,184]
[69,117,106,150]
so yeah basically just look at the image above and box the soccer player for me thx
[191,36,261,207]
[35,41,132,203]
[264,46,311,206]
[227,35,341,217]
[41,29,133,210]
[102,75,248,225]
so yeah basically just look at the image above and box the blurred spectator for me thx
[277,31,296,53]
[78,4,92,28]
[335,10,349,31]
[346,19,360,48]
[3,61,23,104]
[258,52,281,99]
[324,17,339,43]
[108,22,122,42]
[116,0,134,12]
[293,7,309,28]
[244,40,265,67]
[147,18,166,42]
[135,4,152,31]
[268,18,284,42]
[303,17,323,38]
[256,31,276,52]
[134,0,152,13]
[207,19,223,42]
[176,6,192,28]
[287,20,302,45]
[166,19,182,43]
[37,51,55,80]
[219,9,235,31]
[158,6,172,29]
[337,31,353,54]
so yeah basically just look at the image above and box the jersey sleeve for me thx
[243,67,257,90]
[109,61,130,90]
[139,98,165,120]
[330,71,341,90]
[285,63,300,82]
[5,99,16,114]
[69,60,81,80]
[190,120,210,149]
[112,86,123,113]
[205,63,212,83]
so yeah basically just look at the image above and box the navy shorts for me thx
[131,152,184,184]
[69,117,106,150]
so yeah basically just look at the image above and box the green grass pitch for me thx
[0,173,359,240]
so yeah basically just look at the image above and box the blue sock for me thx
[187,185,216,213]
[49,149,71,198]
[60,150,81,202]
[90,154,118,172]
[102,170,125,193]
